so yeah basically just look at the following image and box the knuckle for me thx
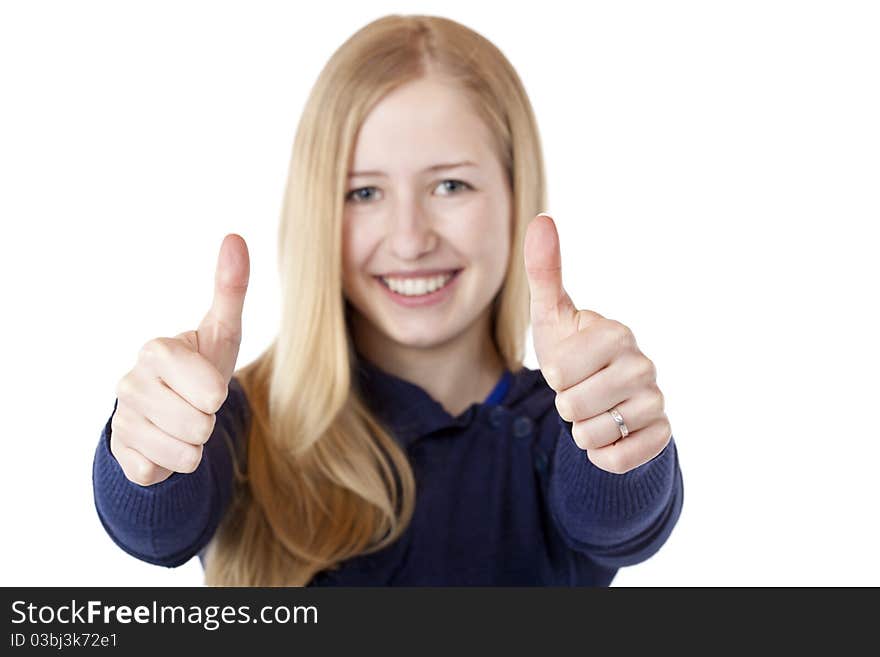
[109,407,121,436]
[639,356,657,384]
[555,393,573,421]
[109,433,124,462]
[586,449,610,473]
[572,422,600,450]
[587,442,628,475]
[651,386,666,414]
[115,374,134,401]
[110,404,129,436]
[645,422,671,458]
[570,422,588,450]
[204,378,229,413]
[137,339,155,363]
[138,338,169,365]
[645,395,662,421]
[542,362,562,390]
[128,458,159,487]
[190,413,216,444]
[604,449,628,475]
[612,321,635,351]
[658,419,673,444]
[177,443,203,474]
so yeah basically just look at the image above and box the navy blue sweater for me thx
[92,356,684,585]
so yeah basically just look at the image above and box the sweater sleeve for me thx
[547,415,684,570]
[91,376,249,567]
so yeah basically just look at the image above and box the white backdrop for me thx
[1,0,877,586]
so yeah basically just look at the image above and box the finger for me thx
[524,213,574,330]
[137,338,228,415]
[117,368,217,445]
[585,420,673,475]
[554,357,636,422]
[198,233,250,382]
[116,405,205,474]
[541,322,619,391]
[569,391,664,451]
[110,441,173,487]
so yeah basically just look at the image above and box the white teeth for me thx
[380,273,455,296]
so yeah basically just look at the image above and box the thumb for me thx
[196,233,250,382]
[524,213,576,337]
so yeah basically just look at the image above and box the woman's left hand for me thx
[524,213,672,474]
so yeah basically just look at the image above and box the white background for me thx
[1,0,877,586]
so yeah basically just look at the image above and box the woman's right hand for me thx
[110,234,250,487]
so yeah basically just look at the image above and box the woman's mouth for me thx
[373,269,463,306]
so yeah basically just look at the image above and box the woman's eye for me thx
[436,179,472,195]
[346,186,379,203]
[345,180,472,203]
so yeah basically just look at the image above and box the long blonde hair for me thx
[203,13,547,586]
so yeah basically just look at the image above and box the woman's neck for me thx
[353,308,505,417]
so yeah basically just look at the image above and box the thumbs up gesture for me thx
[524,214,672,474]
[110,234,250,486]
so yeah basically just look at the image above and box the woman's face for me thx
[342,75,512,353]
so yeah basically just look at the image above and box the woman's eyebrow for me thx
[348,160,478,177]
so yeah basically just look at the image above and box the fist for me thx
[524,213,672,474]
[111,234,250,486]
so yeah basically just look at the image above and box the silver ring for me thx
[608,406,629,440]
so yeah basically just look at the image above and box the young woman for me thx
[93,14,684,586]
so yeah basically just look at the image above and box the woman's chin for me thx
[384,325,454,350]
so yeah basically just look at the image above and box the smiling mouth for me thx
[375,269,462,296]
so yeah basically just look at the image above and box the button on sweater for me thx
[92,356,684,585]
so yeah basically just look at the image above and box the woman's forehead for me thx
[350,89,492,175]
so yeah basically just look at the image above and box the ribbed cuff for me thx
[91,398,215,566]
[550,415,679,549]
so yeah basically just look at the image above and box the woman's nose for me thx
[387,204,438,259]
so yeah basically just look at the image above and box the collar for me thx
[353,353,551,447]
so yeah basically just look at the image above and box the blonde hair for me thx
[203,13,547,586]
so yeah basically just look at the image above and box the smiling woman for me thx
[91,12,683,587]
[341,73,514,395]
